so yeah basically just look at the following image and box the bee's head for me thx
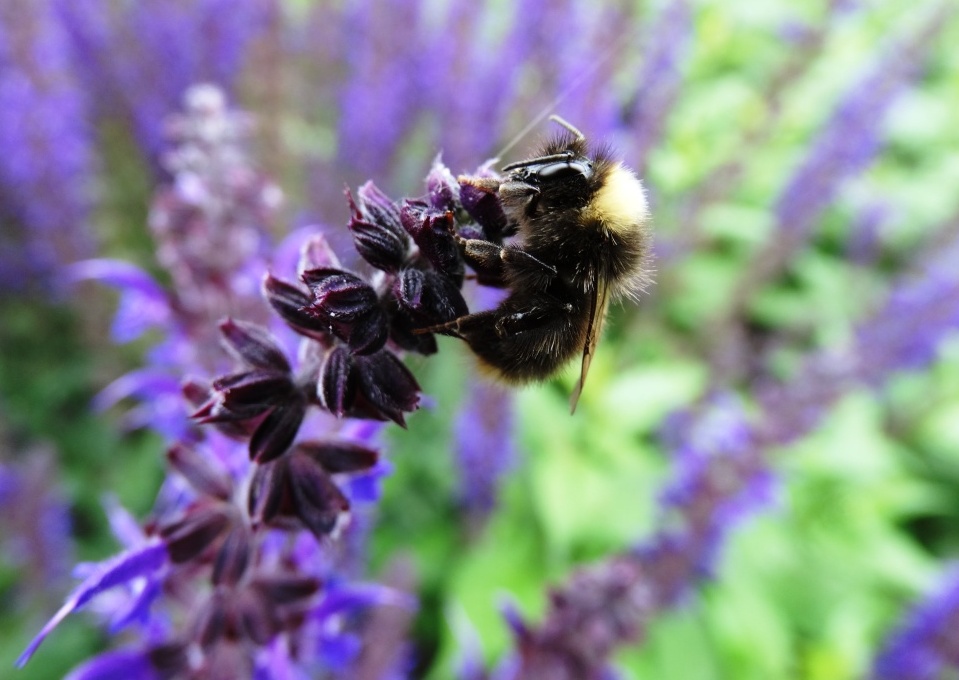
[499,137,601,218]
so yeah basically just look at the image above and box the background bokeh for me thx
[2,0,959,678]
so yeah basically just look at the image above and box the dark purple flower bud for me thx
[218,319,290,372]
[298,234,343,274]
[147,643,190,678]
[248,397,308,463]
[184,380,255,439]
[263,274,333,340]
[212,524,251,587]
[182,378,212,409]
[233,588,278,645]
[400,201,464,282]
[351,306,390,355]
[252,574,322,605]
[166,443,233,501]
[248,458,290,527]
[390,318,439,355]
[347,181,405,239]
[354,351,420,427]
[303,269,379,322]
[287,452,350,538]
[393,268,468,325]
[197,640,254,679]
[459,176,510,242]
[426,159,460,212]
[319,346,357,417]
[159,504,232,564]
[394,267,424,309]
[302,268,388,354]
[195,592,229,649]
[194,370,294,423]
[350,218,409,273]
[295,440,379,473]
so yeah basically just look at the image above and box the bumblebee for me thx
[426,117,651,412]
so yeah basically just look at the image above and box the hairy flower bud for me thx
[400,201,464,282]
[302,268,388,354]
[219,319,291,372]
[160,504,232,564]
[262,274,332,340]
[458,176,510,242]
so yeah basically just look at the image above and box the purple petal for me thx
[69,260,171,342]
[426,157,460,212]
[63,649,159,680]
[102,495,146,549]
[343,459,393,503]
[312,583,417,621]
[107,576,163,634]
[317,632,362,671]
[68,259,165,298]
[18,542,168,667]
[254,638,311,680]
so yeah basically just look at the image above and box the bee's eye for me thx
[533,160,593,181]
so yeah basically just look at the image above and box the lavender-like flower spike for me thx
[152,83,280,328]
[336,0,422,178]
[455,379,516,523]
[53,0,277,170]
[454,287,517,524]
[733,3,954,301]
[0,0,96,290]
[623,0,694,173]
[506,557,651,680]
[854,233,959,380]
[872,568,959,680]
[23,87,419,677]
[0,451,74,597]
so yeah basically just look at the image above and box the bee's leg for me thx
[411,317,461,336]
[457,237,557,287]
[456,237,509,286]
[413,310,495,337]
[492,301,573,338]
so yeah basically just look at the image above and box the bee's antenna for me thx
[492,26,635,159]
[548,115,585,142]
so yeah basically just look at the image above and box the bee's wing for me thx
[569,276,611,414]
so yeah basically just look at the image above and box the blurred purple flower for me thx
[846,201,892,266]
[873,568,959,680]
[455,379,516,522]
[0,452,74,596]
[623,0,693,172]
[53,0,277,170]
[739,5,951,294]
[0,0,96,289]
[854,235,959,380]
[454,286,516,523]
[335,0,422,179]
